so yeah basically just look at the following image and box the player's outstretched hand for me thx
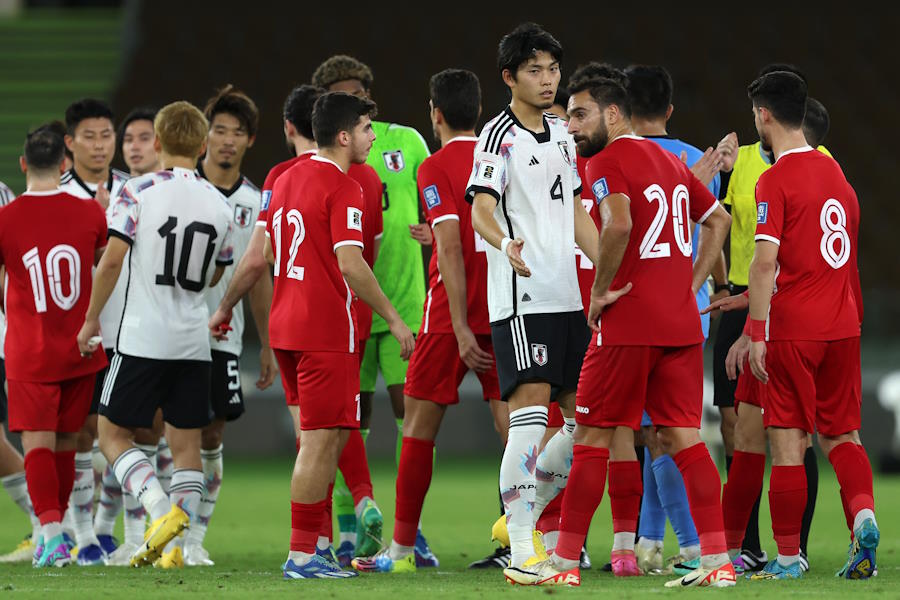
[587,283,633,332]
[687,147,723,186]
[456,326,494,373]
[505,238,531,277]
[209,306,233,341]
[726,334,751,380]
[700,292,749,315]
[257,346,278,389]
[749,341,768,383]
[409,223,432,246]
[716,132,739,172]
[390,318,415,361]
[76,318,101,357]
[95,181,110,210]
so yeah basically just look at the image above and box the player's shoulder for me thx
[60,169,75,185]
[477,110,517,154]
[385,122,429,149]
[348,161,381,184]
[240,175,259,194]
[111,167,130,183]
[545,112,571,136]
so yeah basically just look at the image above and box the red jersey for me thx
[266,156,365,353]
[262,151,383,339]
[0,191,108,381]
[575,154,596,315]
[754,147,861,341]
[585,135,717,346]
[417,137,490,335]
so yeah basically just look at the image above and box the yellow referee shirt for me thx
[722,142,831,285]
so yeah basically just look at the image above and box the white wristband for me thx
[500,237,513,255]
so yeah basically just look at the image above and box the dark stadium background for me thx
[2,0,899,464]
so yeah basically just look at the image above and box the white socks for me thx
[613,531,635,552]
[94,465,122,537]
[853,508,876,532]
[188,445,223,547]
[113,447,169,521]
[156,438,174,494]
[169,469,204,549]
[1,472,40,539]
[501,405,548,568]
[71,451,100,547]
[533,417,575,524]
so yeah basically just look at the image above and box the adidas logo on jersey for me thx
[528,156,540,166]
[229,393,241,405]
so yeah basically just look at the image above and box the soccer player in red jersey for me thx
[516,73,733,588]
[0,126,109,567]
[744,71,875,580]
[353,69,501,574]
[263,92,413,580]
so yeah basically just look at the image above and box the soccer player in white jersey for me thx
[77,101,234,569]
[93,106,165,565]
[57,98,130,564]
[186,86,276,566]
[466,23,602,581]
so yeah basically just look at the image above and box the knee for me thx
[201,421,225,449]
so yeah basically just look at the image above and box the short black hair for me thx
[748,71,807,129]
[553,86,570,111]
[803,96,830,147]
[203,84,259,137]
[283,84,324,140]
[568,62,627,92]
[624,65,672,119]
[497,22,563,79]
[758,62,807,83]
[568,75,631,119]
[117,106,157,154]
[45,120,72,160]
[312,92,377,148]
[24,124,65,170]
[430,69,481,131]
[64,98,114,136]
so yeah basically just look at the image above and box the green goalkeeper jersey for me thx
[366,120,431,333]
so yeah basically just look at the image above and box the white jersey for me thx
[108,167,234,361]
[198,168,261,357]
[60,167,130,349]
[466,107,583,322]
[0,182,14,359]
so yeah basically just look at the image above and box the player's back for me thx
[0,191,107,381]
[112,168,233,361]
[420,137,490,333]
[586,136,717,346]
[268,156,365,353]
[755,147,860,341]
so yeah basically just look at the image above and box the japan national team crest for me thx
[531,343,548,366]
[557,141,571,164]
[234,204,253,228]
[383,150,405,172]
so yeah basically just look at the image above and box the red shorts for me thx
[7,373,96,433]
[734,358,764,413]
[274,349,360,430]
[403,333,500,405]
[575,344,703,429]
[764,337,861,436]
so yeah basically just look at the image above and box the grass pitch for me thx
[0,456,895,597]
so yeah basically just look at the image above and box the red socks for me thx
[25,448,60,524]
[54,449,75,515]
[608,461,641,534]
[556,445,609,562]
[393,437,434,547]
[536,489,563,534]
[769,465,806,556]
[722,450,765,550]
[829,442,874,529]
[673,443,726,555]
[291,499,326,553]
[319,482,335,543]
[338,429,374,503]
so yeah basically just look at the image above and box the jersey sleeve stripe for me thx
[755,234,781,246]
[696,201,719,224]
[107,229,134,245]
[487,119,514,155]
[431,214,460,226]
[465,184,500,204]
[333,240,364,252]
